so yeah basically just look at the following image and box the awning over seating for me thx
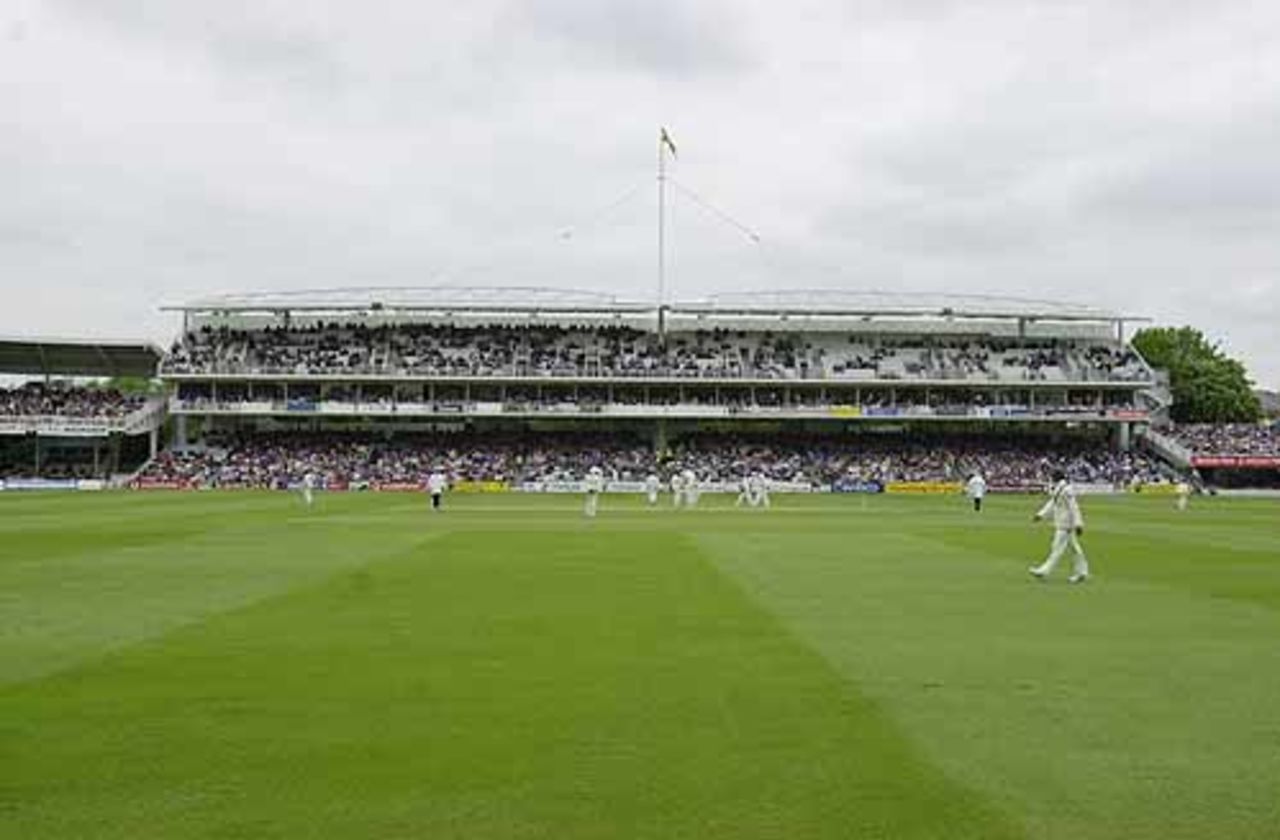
[0,337,162,378]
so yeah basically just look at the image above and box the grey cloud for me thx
[52,0,347,93]
[4,0,1280,388]
[512,0,748,75]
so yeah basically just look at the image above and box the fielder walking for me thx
[1175,479,1191,511]
[965,472,987,512]
[300,471,318,508]
[645,472,661,506]
[1029,470,1089,584]
[584,465,604,518]
[427,469,447,512]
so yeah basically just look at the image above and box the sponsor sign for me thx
[516,480,586,493]
[884,481,963,495]
[768,481,820,493]
[1108,409,1149,420]
[3,478,79,491]
[1075,482,1121,496]
[826,405,862,418]
[1129,482,1179,495]
[832,478,883,494]
[372,482,425,492]
[1191,455,1280,469]
[452,480,510,494]
[597,481,649,494]
[76,479,106,492]
[132,479,189,490]
[988,483,1044,494]
[863,407,900,417]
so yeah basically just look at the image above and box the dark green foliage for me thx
[1133,326,1261,422]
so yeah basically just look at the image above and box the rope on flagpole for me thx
[666,178,763,244]
[426,181,648,284]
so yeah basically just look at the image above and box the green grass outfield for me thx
[2,490,1279,839]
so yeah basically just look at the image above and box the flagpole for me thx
[657,129,667,334]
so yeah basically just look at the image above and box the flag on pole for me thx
[660,127,678,159]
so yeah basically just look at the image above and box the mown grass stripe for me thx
[2,528,1022,839]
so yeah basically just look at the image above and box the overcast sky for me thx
[3,0,1278,387]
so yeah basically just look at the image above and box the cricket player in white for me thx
[645,472,661,506]
[680,468,699,508]
[584,466,604,517]
[300,471,317,507]
[1030,471,1089,583]
[427,470,447,512]
[750,471,770,508]
[1175,480,1191,511]
[670,471,685,508]
[735,475,751,507]
[965,472,987,512]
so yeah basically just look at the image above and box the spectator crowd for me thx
[163,322,1152,384]
[1168,423,1280,456]
[137,431,1165,490]
[0,383,147,419]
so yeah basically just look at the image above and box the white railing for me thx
[0,415,120,436]
[123,397,169,435]
[167,397,1150,423]
[1141,428,1193,468]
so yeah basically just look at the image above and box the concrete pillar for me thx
[654,419,668,455]
[175,415,189,449]
[1116,422,1132,452]
[149,427,159,459]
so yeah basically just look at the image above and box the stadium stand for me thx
[1,383,147,418]
[131,286,1178,491]
[0,338,164,482]
[135,430,1165,489]
[162,322,1151,384]
[1168,424,1280,457]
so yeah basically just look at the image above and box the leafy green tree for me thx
[1132,327,1261,423]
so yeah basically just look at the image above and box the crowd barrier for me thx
[512,480,825,494]
[884,481,963,494]
[831,479,884,494]
[1129,482,1179,495]
[1190,456,1280,468]
[0,478,103,491]
[451,480,510,494]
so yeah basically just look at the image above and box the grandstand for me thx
[0,337,166,486]
[143,286,1170,489]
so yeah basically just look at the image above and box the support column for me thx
[1117,422,1132,452]
[175,415,189,449]
[149,427,159,459]
[654,419,668,455]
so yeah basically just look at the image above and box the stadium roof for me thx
[680,289,1137,321]
[164,286,1147,323]
[0,337,163,378]
[164,286,653,315]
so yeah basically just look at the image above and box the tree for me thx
[1132,327,1261,423]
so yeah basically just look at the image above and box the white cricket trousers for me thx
[1035,529,1088,577]
[584,491,599,518]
